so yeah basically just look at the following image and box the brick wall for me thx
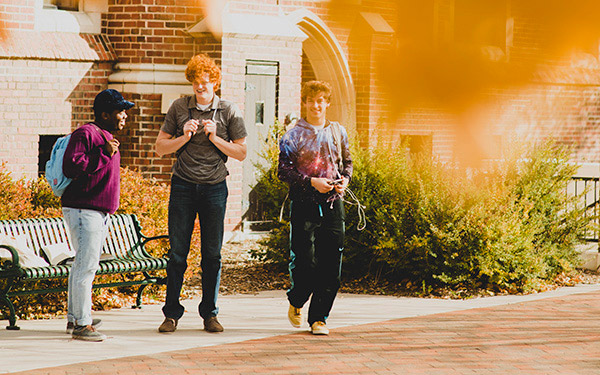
[489,84,600,163]
[0,0,35,30]
[70,61,113,129]
[0,59,95,179]
[104,0,202,66]
[117,93,168,179]
[279,0,399,138]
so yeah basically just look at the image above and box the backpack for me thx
[45,124,108,197]
[45,134,72,197]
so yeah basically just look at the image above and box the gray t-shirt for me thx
[161,95,247,184]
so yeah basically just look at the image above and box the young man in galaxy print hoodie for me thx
[278,80,353,335]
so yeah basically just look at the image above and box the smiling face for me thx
[303,92,330,126]
[101,109,128,132]
[192,73,216,106]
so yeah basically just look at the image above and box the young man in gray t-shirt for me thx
[155,54,247,333]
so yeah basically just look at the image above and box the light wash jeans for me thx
[62,207,109,326]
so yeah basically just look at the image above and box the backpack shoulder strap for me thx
[329,121,344,171]
[178,107,227,162]
[88,123,108,143]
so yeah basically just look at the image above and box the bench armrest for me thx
[0,244,21,273]
[142,234,169,244]
[140,234,170,256]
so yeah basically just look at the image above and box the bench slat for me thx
[115,215,137,257]
[110,216,129,258]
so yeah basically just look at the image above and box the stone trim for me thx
[108,63,192,113]
[0,30,101,61]
[188,4,306,41]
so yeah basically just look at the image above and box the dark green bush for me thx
[251,136,593,293]
[247,121,291,266]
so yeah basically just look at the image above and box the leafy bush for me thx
[117,167,170,256]
[251,137,593,294]
[247,121,291,265]
[0,163,62,220]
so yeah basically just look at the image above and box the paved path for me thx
[2,285,600,374]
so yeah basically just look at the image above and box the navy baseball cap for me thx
[93,89,134,114]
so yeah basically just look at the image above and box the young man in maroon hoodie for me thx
[62,89,133,341]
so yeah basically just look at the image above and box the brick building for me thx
[1,0,599,235]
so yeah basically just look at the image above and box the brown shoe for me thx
[203,316,224,333]
[158,317,178,333]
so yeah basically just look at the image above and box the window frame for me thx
[43,0,80,11]
[36,0,106,34]
[452,0,510,60]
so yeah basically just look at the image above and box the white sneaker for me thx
[310,321,329,335]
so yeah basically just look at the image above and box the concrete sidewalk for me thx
[2,284,600,374]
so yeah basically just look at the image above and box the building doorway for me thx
[242,60,278,225]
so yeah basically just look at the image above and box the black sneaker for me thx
[72,325,106,342]
[66,318,102,334]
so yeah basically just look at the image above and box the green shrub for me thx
[247,120,291,266]
[252,138,593,294]
[0,163,40,220]
[117,167,170,256]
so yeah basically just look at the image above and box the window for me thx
[38,0,105,33]
[454,0,507,50]
[38,135,62,176]
[43,0,79,11]
[255,101,265,126]
[400,135,432,159]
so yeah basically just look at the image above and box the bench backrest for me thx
[0,214,145,262]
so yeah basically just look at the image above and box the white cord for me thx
[278,189,365,230]
[279,192,289,222]
[342,188,367,231]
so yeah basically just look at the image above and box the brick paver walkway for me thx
[11,290,600,375]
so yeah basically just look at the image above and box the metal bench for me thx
[0,213,168,330]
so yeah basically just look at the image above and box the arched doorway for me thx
[288,9,356,131]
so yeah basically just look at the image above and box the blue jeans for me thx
[62,207,109,326]
[162,176,228,320]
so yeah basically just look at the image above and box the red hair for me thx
[185,54,222,91]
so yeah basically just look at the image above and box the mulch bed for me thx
[184,239,600,298]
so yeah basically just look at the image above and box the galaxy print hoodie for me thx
[278,118,353,204]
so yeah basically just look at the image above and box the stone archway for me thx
[288,9,356,131]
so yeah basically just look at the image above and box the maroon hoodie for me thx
[61,123,120,214]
